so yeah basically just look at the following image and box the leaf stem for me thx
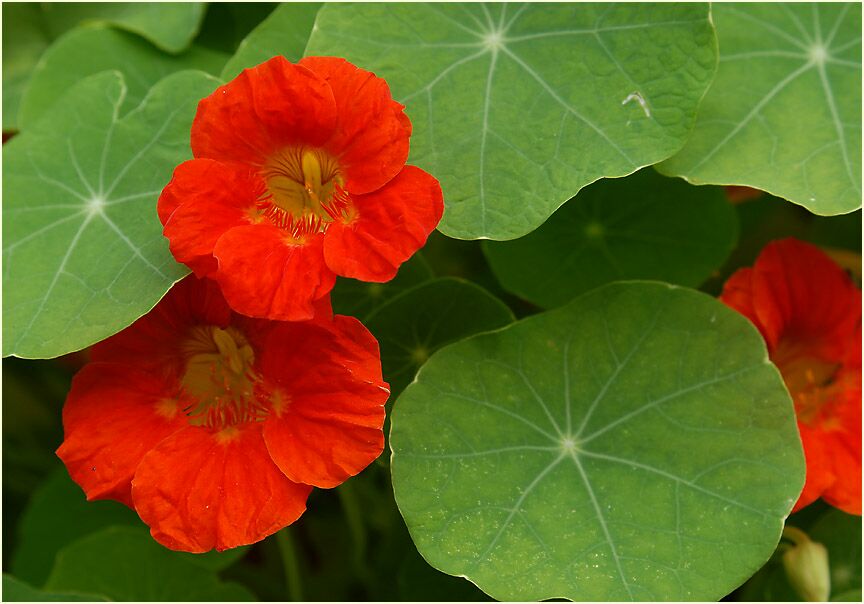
[338,480,372,586]
[276,527,303,601]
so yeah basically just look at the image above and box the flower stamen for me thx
[181,326,269,430]
[258,147,354,240]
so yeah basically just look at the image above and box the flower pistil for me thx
[259,147,354,241]
[181,325,267,431]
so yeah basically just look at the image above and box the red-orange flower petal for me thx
[91,276,234,379]
[132,424,311,552]
[56,363,187,506]
[159,160,264,277]
[300,56,411,194]
[720,238,862,515]
[323,166,444,282]
[260,317,389,488]
[212,225,336,321]
[161,56,442,321]
[191,56,337,164]
[59,276,386,551]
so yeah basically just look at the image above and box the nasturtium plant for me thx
[659,3,862,216]
[484,168,738,308]
[2,2,860,602]
[391,282,805,601]
[306,2,718,240]
[3,69,217,359]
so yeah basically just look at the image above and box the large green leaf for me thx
[1,3,51,131]
[306,3,717,240]
[45,526,255,601]
[390,281,804,601]
[19,25,227,129]
[367,277,514,398]
[658,3,862,216]
[2,575,107,602]
[221,2,323,80]
[484,168,738,308]
[3,70,218,359]
[39,2,206,53]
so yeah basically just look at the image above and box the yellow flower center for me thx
[180,325,267,430]
[258,147,352,241]
[772,337,842,425]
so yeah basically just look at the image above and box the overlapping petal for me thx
[212,226,336,321]
[132,424,311,552]
[192,56,337,164]
[57,363,187,506]
[91,276,234,379]
[59,277,388,552]
[323,166,444,282]
[159,55,442,321]
[300,56,411,194]
[260,317,389,488]
[159,160,265,277]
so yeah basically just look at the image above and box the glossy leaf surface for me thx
[391,281,804,600]
[306,3,718,240]
[659,3,862,216]
[3,70,218,358]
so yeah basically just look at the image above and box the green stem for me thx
[276,527,303,601]
[338,480,371,583]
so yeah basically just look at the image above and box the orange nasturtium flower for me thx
[57,277,389,551]
[721,238,862,515]
[158,56,444,321]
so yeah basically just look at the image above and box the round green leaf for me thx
[3,69,218,359]
[484,168,738,308]
[40,2,206,53]
[306,3,717,240]
[221,2,322,80]
[391,281,804,601]
[367,277,514,398]
[19,25,227,129]
[658,3,862,216]
[45,526,255,601]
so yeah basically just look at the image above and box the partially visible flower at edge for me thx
[57,276,390,552]
[158,55,444,321]
[720,237,861,515]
